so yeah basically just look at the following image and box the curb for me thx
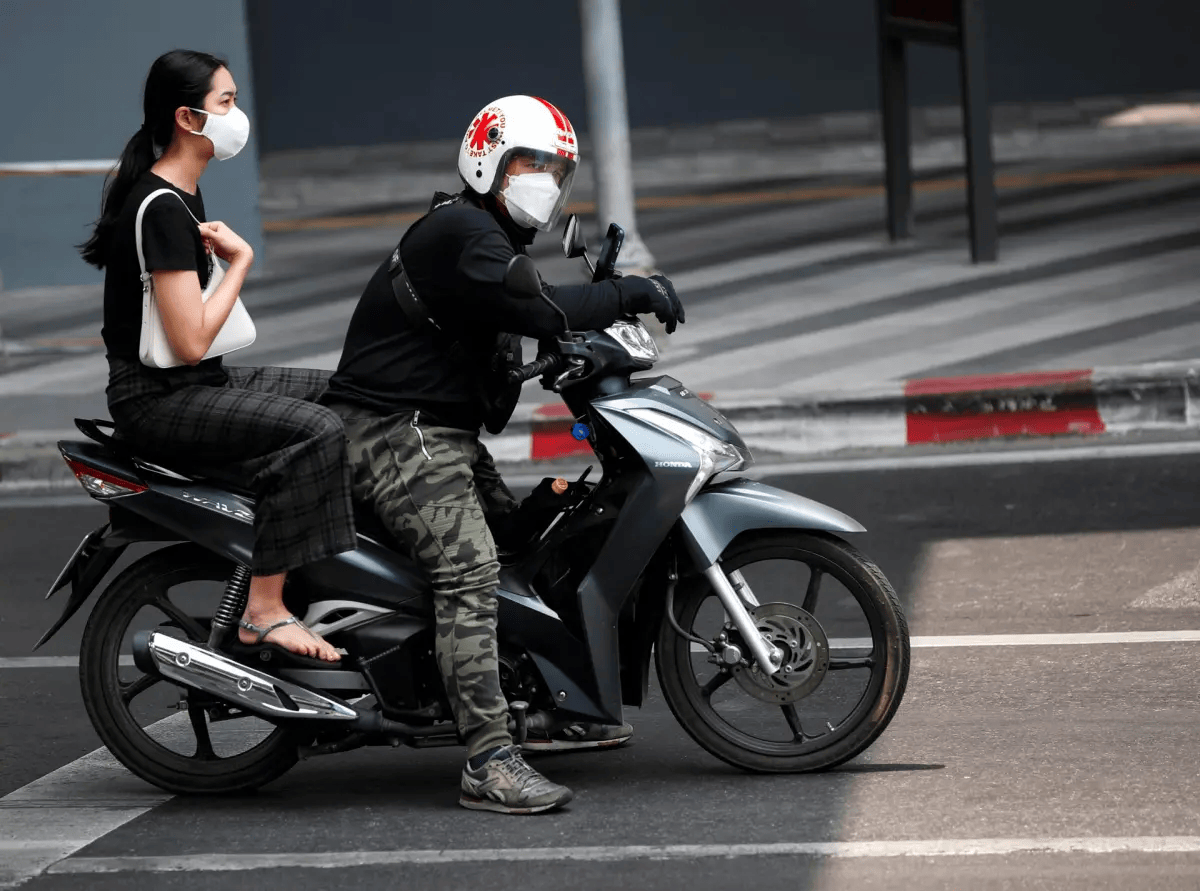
[4,362,1199,491]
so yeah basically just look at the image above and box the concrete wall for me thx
[0,0,262,289]
[246,0,1200,153]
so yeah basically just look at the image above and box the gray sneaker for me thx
[522,719,634,753]
[459,745,574,814]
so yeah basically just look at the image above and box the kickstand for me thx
[509,700,529,745]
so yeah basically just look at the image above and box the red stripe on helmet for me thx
[533,96,574,137]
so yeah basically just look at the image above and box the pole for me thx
[579,0,656,272]
[959,0,997,261]
[876,0,914,242]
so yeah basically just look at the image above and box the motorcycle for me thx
[36,216,910,794]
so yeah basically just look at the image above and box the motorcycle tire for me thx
[79,543,300,795]
[656,530,910,773]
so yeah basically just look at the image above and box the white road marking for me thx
[44,836,1200,874]
[688,630,1200,655]
[797,275,1200,393]
[0,741,173,889]
[0,656,133,669]
[5,632,1198,672]
[911,630,1200,647]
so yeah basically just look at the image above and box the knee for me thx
[297,406,346,452]
[430,556,500,603]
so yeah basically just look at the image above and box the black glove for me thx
[616,274,686,334]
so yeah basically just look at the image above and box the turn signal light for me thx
[65,459,148,498]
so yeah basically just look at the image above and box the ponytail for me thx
[78,125,157,269]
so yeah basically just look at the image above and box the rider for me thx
[321,95,684,814]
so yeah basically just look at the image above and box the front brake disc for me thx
[730,602,830,704]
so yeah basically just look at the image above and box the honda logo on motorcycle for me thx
[655,460,693,468]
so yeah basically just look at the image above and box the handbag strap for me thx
[134,188,203,286]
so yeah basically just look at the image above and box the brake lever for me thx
[553,358,586,392]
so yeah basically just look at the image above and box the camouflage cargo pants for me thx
[335,406,518,758]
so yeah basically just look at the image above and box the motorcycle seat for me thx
[73,418,259,499]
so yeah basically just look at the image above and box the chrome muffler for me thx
[132,631,358,721]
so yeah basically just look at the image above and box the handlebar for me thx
[508,352,564,384]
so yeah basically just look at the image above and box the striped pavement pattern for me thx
[1,157,1198,410]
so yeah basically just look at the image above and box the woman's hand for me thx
[198,221,253,265]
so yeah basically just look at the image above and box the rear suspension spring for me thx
[208,564,252,649]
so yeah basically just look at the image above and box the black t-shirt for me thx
[323,192,628,429]
[101,171,225,384]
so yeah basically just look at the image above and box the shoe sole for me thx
[521,736,631,753]
[459,792,574,814]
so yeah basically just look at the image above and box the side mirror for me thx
[561,214,588,259]
[591,222,626,283]
[504,255,542,299]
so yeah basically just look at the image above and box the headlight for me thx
[605,319,659,362]
[628,408,750,502]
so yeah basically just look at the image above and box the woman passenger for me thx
[79,50,355,662]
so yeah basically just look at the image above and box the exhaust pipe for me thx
[132,631,357,721]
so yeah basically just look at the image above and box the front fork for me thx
[702,563,783,675]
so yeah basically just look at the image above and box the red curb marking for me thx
[905,368,1104,443]
[905,369,1093,396]
[907,410,1105,444]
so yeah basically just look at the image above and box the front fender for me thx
[677,477,865,567]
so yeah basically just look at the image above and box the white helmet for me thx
[457,95,579,232]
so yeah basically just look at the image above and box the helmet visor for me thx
[494,148,577,232]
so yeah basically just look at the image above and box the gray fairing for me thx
[678,478,866,566]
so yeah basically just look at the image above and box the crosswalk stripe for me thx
[664,222,1200,386]
[796,275,1200,391]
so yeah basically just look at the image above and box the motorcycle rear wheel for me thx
[79,543,300,794]
[656,530,910,773]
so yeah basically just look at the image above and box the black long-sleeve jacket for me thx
[322,191,626,429]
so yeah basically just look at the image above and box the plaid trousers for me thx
[108,361,356,576]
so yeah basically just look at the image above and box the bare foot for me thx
[238,610,340,662]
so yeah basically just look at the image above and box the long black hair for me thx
[79,50,228,269]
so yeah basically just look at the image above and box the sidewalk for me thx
[4,93,1200,489]
[258,91,1200,221]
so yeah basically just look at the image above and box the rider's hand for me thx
[198,221,254,265]
[616,274,686,334]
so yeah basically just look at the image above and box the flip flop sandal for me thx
[237,616,340,663]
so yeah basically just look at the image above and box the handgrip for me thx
[508,353,563,383]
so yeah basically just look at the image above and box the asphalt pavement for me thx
[5,439,1200,888]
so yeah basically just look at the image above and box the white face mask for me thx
[188,106,250,161]
[500,172,563,231]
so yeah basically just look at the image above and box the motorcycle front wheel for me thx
[656,530,910,773]
[79,543,300,794]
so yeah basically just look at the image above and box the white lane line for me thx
[0,657,133,669]
[6,633,1197,672]
[687,630,1200,656]
[0,741,173,889]
[912,631,1200,647]
[44,836,1200,874]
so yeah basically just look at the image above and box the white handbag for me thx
[135,188,256,369]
